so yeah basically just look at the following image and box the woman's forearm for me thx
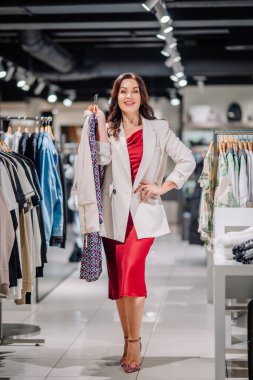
[160,180,177,195]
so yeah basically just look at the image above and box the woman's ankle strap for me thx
[128,337,141,343]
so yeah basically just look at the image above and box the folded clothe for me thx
[214,227,253,261]
[232,238,253,264]
[214,228,253,249]
[213,243,234,260]
[233,239,253,254]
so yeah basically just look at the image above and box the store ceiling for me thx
[0,0,253,102]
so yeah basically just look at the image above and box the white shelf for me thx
[184,122,253,130]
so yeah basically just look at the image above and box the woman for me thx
[87,72,196,373]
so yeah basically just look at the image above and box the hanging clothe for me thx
[199,135,253,248]
[0,147,44,302]
[35,132,64,248]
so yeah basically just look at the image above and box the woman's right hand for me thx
[87,105,106,126]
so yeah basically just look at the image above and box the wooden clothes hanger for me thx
[218,135,225,153]
[46,118,55,141]
[232,136,238,152]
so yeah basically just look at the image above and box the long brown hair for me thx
[107,73,156,140]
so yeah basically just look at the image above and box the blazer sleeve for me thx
[72,116,100,234]
[164,124,196,189]
[96,141,111,166]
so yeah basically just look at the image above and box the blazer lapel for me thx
[133,117,156,191]
[116,121,131,181]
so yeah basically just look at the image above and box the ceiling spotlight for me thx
[48,93,57,103]
[161,50,170,57]
[4,62,15,82]
[16,67,27,88]
[170,74,178,82]
[0,57,7,79]
[161,44,171,57]
[171,97,180,106]
[173,56,181,63]
[155,2,170,24]
[164,57,173,68]
[164,26,173,34]
[63,98,72,107]
[0,70,6,79]
[176,71,184,78]
[34,78,46,95]
[17,79,26,88]
[47,86,58,103]
[156,33,166,40]
[169,41,177,49]
[21,84,30,91]
[169,89,180,106]
[178,79,188,87]
[161,15,170,23]
[141,0,159,12]
[63,89,76,107]
[26,73,36,87]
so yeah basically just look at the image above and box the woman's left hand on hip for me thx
[135,180,162,202]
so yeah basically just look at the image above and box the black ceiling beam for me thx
[34,61,170,81]
[0,3,145,15]
[175,19,253,28]
[2,19,253,30]
[185,59,253,76]
[166,0,253,8]
[0,21,158,31]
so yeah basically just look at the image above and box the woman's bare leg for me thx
[124,296,145,363]
[116,298,129,360]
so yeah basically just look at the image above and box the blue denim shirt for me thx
[35,132,63,246]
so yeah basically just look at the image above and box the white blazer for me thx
[73,116,196,243]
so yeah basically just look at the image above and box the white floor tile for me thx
[0,346,66,359]
[0,358,56,377]
[47,377,118,380]
[49,358,138,378]
[9,377,46,380]
[0,228,222,379]
[138,356,214,379]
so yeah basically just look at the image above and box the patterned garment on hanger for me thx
[80,112,103,282]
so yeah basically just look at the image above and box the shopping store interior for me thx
[1,1,253,379]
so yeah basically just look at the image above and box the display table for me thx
[214,256,253,379]
[213,208,253,379]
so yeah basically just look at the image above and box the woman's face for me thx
[117,78,141,114]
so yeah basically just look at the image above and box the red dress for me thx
[102,129,155,300]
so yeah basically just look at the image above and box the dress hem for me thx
[108,294,147,300]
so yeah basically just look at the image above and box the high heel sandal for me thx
[119,336,128,366]
[123,337,142,373]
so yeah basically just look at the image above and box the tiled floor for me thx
[1,228,216,379]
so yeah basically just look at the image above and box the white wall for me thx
[150,96,181,134]
[182,85,253,124]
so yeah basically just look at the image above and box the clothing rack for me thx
[213,128,253,161]
[212,129,253,192]
[0,114,45,345]
[0,115,52,135]
[0,115,52,121]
